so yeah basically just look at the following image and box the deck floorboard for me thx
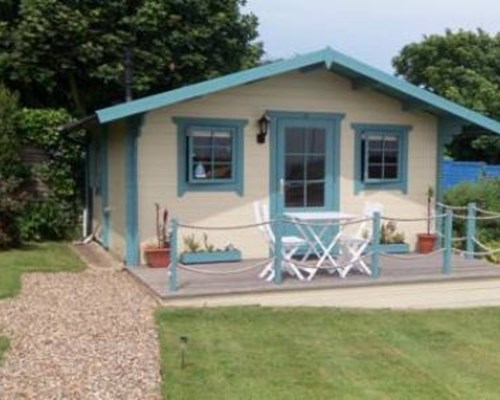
[128,253,500,299]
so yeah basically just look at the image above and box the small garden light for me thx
[180,335,189,369]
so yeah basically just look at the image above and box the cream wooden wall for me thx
[138,69,438,259]
[107,122,127,260]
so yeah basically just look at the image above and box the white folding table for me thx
[284,211,356,269]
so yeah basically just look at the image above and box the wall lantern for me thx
[257,114,270,144]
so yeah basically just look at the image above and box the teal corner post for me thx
[442,209,454,274]
[466,202,477,260]
[100,125,110,249]
[273,216,283,284]
[169,218,178,292]
[125,114,144,266]
[371,211,381,278]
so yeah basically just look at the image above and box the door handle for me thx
[280,178,285,194]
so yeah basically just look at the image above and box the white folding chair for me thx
[337,202,384,278]
[253,201,315,281]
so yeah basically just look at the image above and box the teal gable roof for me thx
[96,47,500,135]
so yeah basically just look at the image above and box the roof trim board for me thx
[96,47,500,134]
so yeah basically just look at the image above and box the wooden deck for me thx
[127,253,500,300]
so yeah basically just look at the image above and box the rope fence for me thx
[177,258,273,275]
[167,202,500,292]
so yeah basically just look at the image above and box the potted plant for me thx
[417,186,437,253]
[143,203,171,268]
[180,233,242,264]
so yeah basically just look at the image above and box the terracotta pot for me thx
[144,246,171,268]
[417,233,437,254]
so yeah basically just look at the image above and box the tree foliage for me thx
[16,108,84,241]
[0,0,262,116]
[393,29,500,163]
[0,84,27,248]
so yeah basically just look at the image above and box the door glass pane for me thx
[306,182,324,207]
[307,128,325,154]
[284,125,327,209]
[285,155,304,180]
[285,128,304,153]
[285,182,305,207]
[306,155,325,180]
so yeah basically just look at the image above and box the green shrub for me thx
[444,179,500,245]
[16,108,85,242]
[18,201,76,242]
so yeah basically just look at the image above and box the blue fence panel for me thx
[484,165,500,179]
[443,161,500,190]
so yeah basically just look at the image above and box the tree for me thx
[0,84,27,248]
[392,29,500,163]
[0,0,262,116]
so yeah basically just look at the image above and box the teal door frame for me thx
[268,110,345,219]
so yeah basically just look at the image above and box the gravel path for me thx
[0,250,161,399]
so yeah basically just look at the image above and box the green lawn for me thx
[0,242,85,363]
[157,307,500,399]
[0,242,85,300]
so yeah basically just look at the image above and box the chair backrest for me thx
[350,202,384,240]
[363,202,384,218]
[253,201,275,244]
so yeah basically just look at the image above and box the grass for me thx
[157,307,500,399]
[0,242,85,300]
[0,242,85,363]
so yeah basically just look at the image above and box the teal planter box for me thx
[379,243,410,254]
[180,250,242,265]
[366,243,410,254]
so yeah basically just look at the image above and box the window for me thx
[174,117,247,196]
[352,123,410,194]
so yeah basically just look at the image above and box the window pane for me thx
[193,147,211,162]
[306,155,325,180]
[384,164,398,179]
[368,150,383,164]
[285,182,305,207]
[368,165,383,179]
[306,182,324,207]
[212,163,232,179]
[384,137,398,150]
[285,128,304,154]
[367,137,383,150]
[213,131,232,146]
[213,146,232,162]
[285,155,304,180]
[307,128,325,154]
[192,163,212,180]
[384,150,398,164]
[192,130,212,146]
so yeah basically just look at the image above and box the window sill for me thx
[355,180,408,194]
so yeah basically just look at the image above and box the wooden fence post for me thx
[371,211,381,278]
[169,218,178,292]
[273,216,283,284]
[442,210,453,274]
[466,202,476,260]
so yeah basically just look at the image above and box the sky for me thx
[244,0,500,72]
